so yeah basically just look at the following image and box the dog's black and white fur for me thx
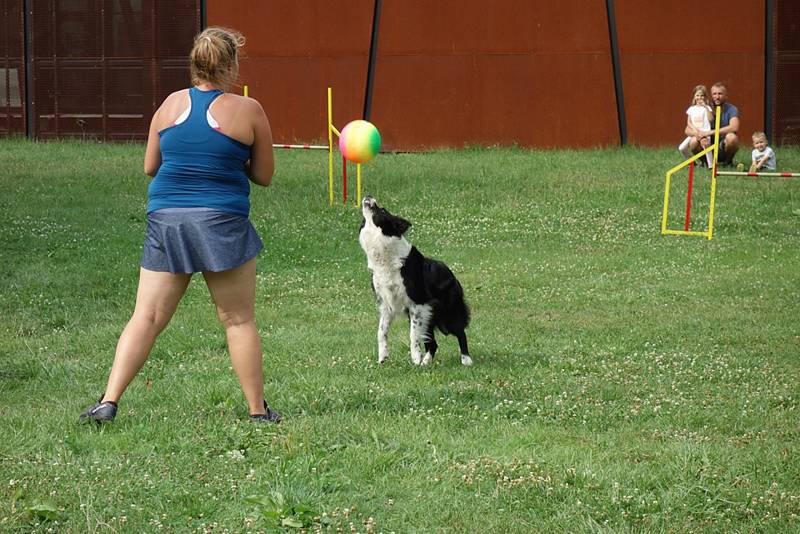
[359,196,472,366]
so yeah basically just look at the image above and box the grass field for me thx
[1,138,799,533]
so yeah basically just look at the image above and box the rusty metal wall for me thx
[210,0,619,150]
[0,0,25,136]
[5,1,793,148]
[616,0,765,147]
[774,0,800,144]
[28,0,199,141]
[370,1,618,150]
[211,0,772,150]
[207,1,374,145]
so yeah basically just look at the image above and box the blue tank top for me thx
[147,87,253,217]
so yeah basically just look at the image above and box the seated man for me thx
[687,82,739,165]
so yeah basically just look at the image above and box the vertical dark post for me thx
[100,0,107,140]
[23,0,33,139]
[150,1,158,118]
[605,0,627,146]
[764,0,775,142]
[51,0,59,137]
[200,0,207,30]
[362,0,382,121]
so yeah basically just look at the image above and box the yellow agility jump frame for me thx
[327,87,363,207]
[662,108,800,239]
[661,107,722,239]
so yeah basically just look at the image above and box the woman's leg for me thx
[202,259,268,415]
[101,268,192,403]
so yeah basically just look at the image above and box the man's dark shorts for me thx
[715,138,729,163]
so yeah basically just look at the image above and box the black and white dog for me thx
[359,196,472,366]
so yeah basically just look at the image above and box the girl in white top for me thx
[678,85,714,166]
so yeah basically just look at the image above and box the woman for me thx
[80,27,280,423]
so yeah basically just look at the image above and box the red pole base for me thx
[342,156,348,204]
[684,161,695,232]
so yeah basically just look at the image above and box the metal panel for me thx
[12,1,784,148]
[378,0,611,55]
[239,57,367,144]
[370,0,618,149]
[776,0,800,51]
[774,0,800,144]
[26,0,198,141]
[0,0,25,135]
[616,0,765,147]
[207,0,374,144]
[372,53,616,150]
[208,1,374,56]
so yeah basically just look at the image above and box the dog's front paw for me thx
[461,354,473,366]
[421,353,433,366]
[378,350,388,364]
[411,352,423,365]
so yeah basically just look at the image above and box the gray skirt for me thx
[141,208,263,273]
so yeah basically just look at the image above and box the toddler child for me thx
[750,131,776,173]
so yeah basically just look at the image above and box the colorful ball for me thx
[339,120,381,163]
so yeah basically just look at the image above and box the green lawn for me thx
[1,138,799,532]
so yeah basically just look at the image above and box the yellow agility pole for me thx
[328,87,335,206]
[327,87,364,207]
[706,106,722,239]
[661,106,721,239]
[243,85,248,98]
[356,163,362,206]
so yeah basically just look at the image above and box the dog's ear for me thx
[391,216,411,236]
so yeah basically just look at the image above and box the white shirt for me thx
[752,146,776,170]
[686,104,712,132]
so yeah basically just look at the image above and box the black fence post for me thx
[363,0,382,121]
[605,0,627,146]
[23,0,33,139]
[764,0,775,142]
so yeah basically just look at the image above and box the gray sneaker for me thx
[79,398,117,423]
